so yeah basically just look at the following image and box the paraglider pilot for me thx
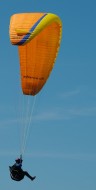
[9,157,36,181]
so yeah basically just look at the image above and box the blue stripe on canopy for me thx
[17,13,47,45]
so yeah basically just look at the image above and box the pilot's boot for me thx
[31,176,36,181]
[24,171,36,181]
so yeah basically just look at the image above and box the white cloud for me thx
[0,118,20,128]
[0,150,18,156]
[59,89,80,98]
[0,150,95,161]
[0,106,96,128]
[24,151,96,161]
[34,106,96,121]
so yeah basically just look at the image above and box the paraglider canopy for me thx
[9,12,62,96]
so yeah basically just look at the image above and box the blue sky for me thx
[0,0,96,189]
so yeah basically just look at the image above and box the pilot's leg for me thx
[23,171,36,181]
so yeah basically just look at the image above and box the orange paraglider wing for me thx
[9,13,62,95]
